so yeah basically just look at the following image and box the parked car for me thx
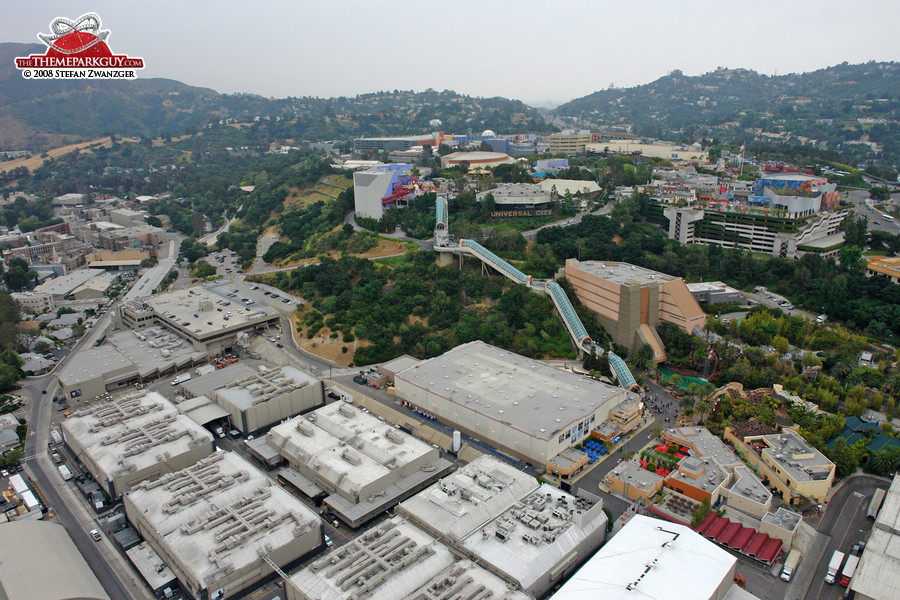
[90,529,102,541]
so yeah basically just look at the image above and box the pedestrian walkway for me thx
[543,415,658,488]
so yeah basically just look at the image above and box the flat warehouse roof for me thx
[289,517,455,600]
[216,365,318,411]
[58,345,136,387]
[144,286,277,339]
[396,341,628,440]
[63,391,213,479]
[850,475,900,600]
[125,451,320,593]
[0,521,110,600]
[568,259,677,287]
[398,456,539,541]
[109,327,207,379]
[552,515,736,600]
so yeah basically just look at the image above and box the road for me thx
[198,213,236,245]
[17,242,181,600]
[799,475,889,600]
[21,301,151,600]
[844,189,900,235]
[564,379,681,520]
[123,236,182,301]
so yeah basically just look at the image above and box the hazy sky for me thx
[5,1,899,107]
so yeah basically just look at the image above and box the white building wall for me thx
[353,170,394,220]
[396,378,614,466]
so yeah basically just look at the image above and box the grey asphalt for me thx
[800,475,890,600]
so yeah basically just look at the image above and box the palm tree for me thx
[696,401,711,423]
[831,360,852,381]
[633,343,656,372]
[687,382,701,405]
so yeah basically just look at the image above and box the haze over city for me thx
[3,0,900,106]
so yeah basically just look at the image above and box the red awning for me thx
[717,521,744,546]
[758,538,783,564]
[694,513,719,535]
[704,516,731,539]
[743,533,768,557]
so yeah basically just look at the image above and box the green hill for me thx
[553,62,900,168]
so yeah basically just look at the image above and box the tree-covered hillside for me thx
[554,62,900,169]
[0,42,552,150]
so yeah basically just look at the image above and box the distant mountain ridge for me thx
[1,45,897,168]
[552,62,900,166]
[0,42,550,151]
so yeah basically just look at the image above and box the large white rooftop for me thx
[395,341,628,441]
[398,455,539,541]
[125,451,320,593]
[62,391,213,481]
[57,344,135,388]
[268,402,436,501]
[215,365,318,411]
[141,286,277,339]
[569,260,677,287]
[850,475,900,600]
[34,269,115,297]
[461,484,606,594]
[0,521,110,600]
[551,515,737,600]
[290,517,526,600]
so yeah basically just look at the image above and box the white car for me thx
[90,529,101,541]
[267,336,276,342]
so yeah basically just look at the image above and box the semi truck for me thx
[171,373,192,386]
[840,554,859,587]
[868,488,886,519]
[780,549,802,582]
[825,550,845,584]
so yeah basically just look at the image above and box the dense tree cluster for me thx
[257,253,575,365]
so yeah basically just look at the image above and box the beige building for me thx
[10,291,54,313]
[866,255,900,283]
[86,249,149,271]
[394,341,632,467]
[586,140,709,162]
[759,507,801,549]
[725,429,835,504]
[536,179,601,196]
[440,151,515,171]
[721,466,773,520]
[565,259,707,362]
[267,401,450,527]
[62,390,214,498]
[212,364,323,433]
[608,397,643,433]
[549,132,592,155]
[605,460,664,502]
[124,451,322,600]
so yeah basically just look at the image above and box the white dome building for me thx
[481,129,496,139]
